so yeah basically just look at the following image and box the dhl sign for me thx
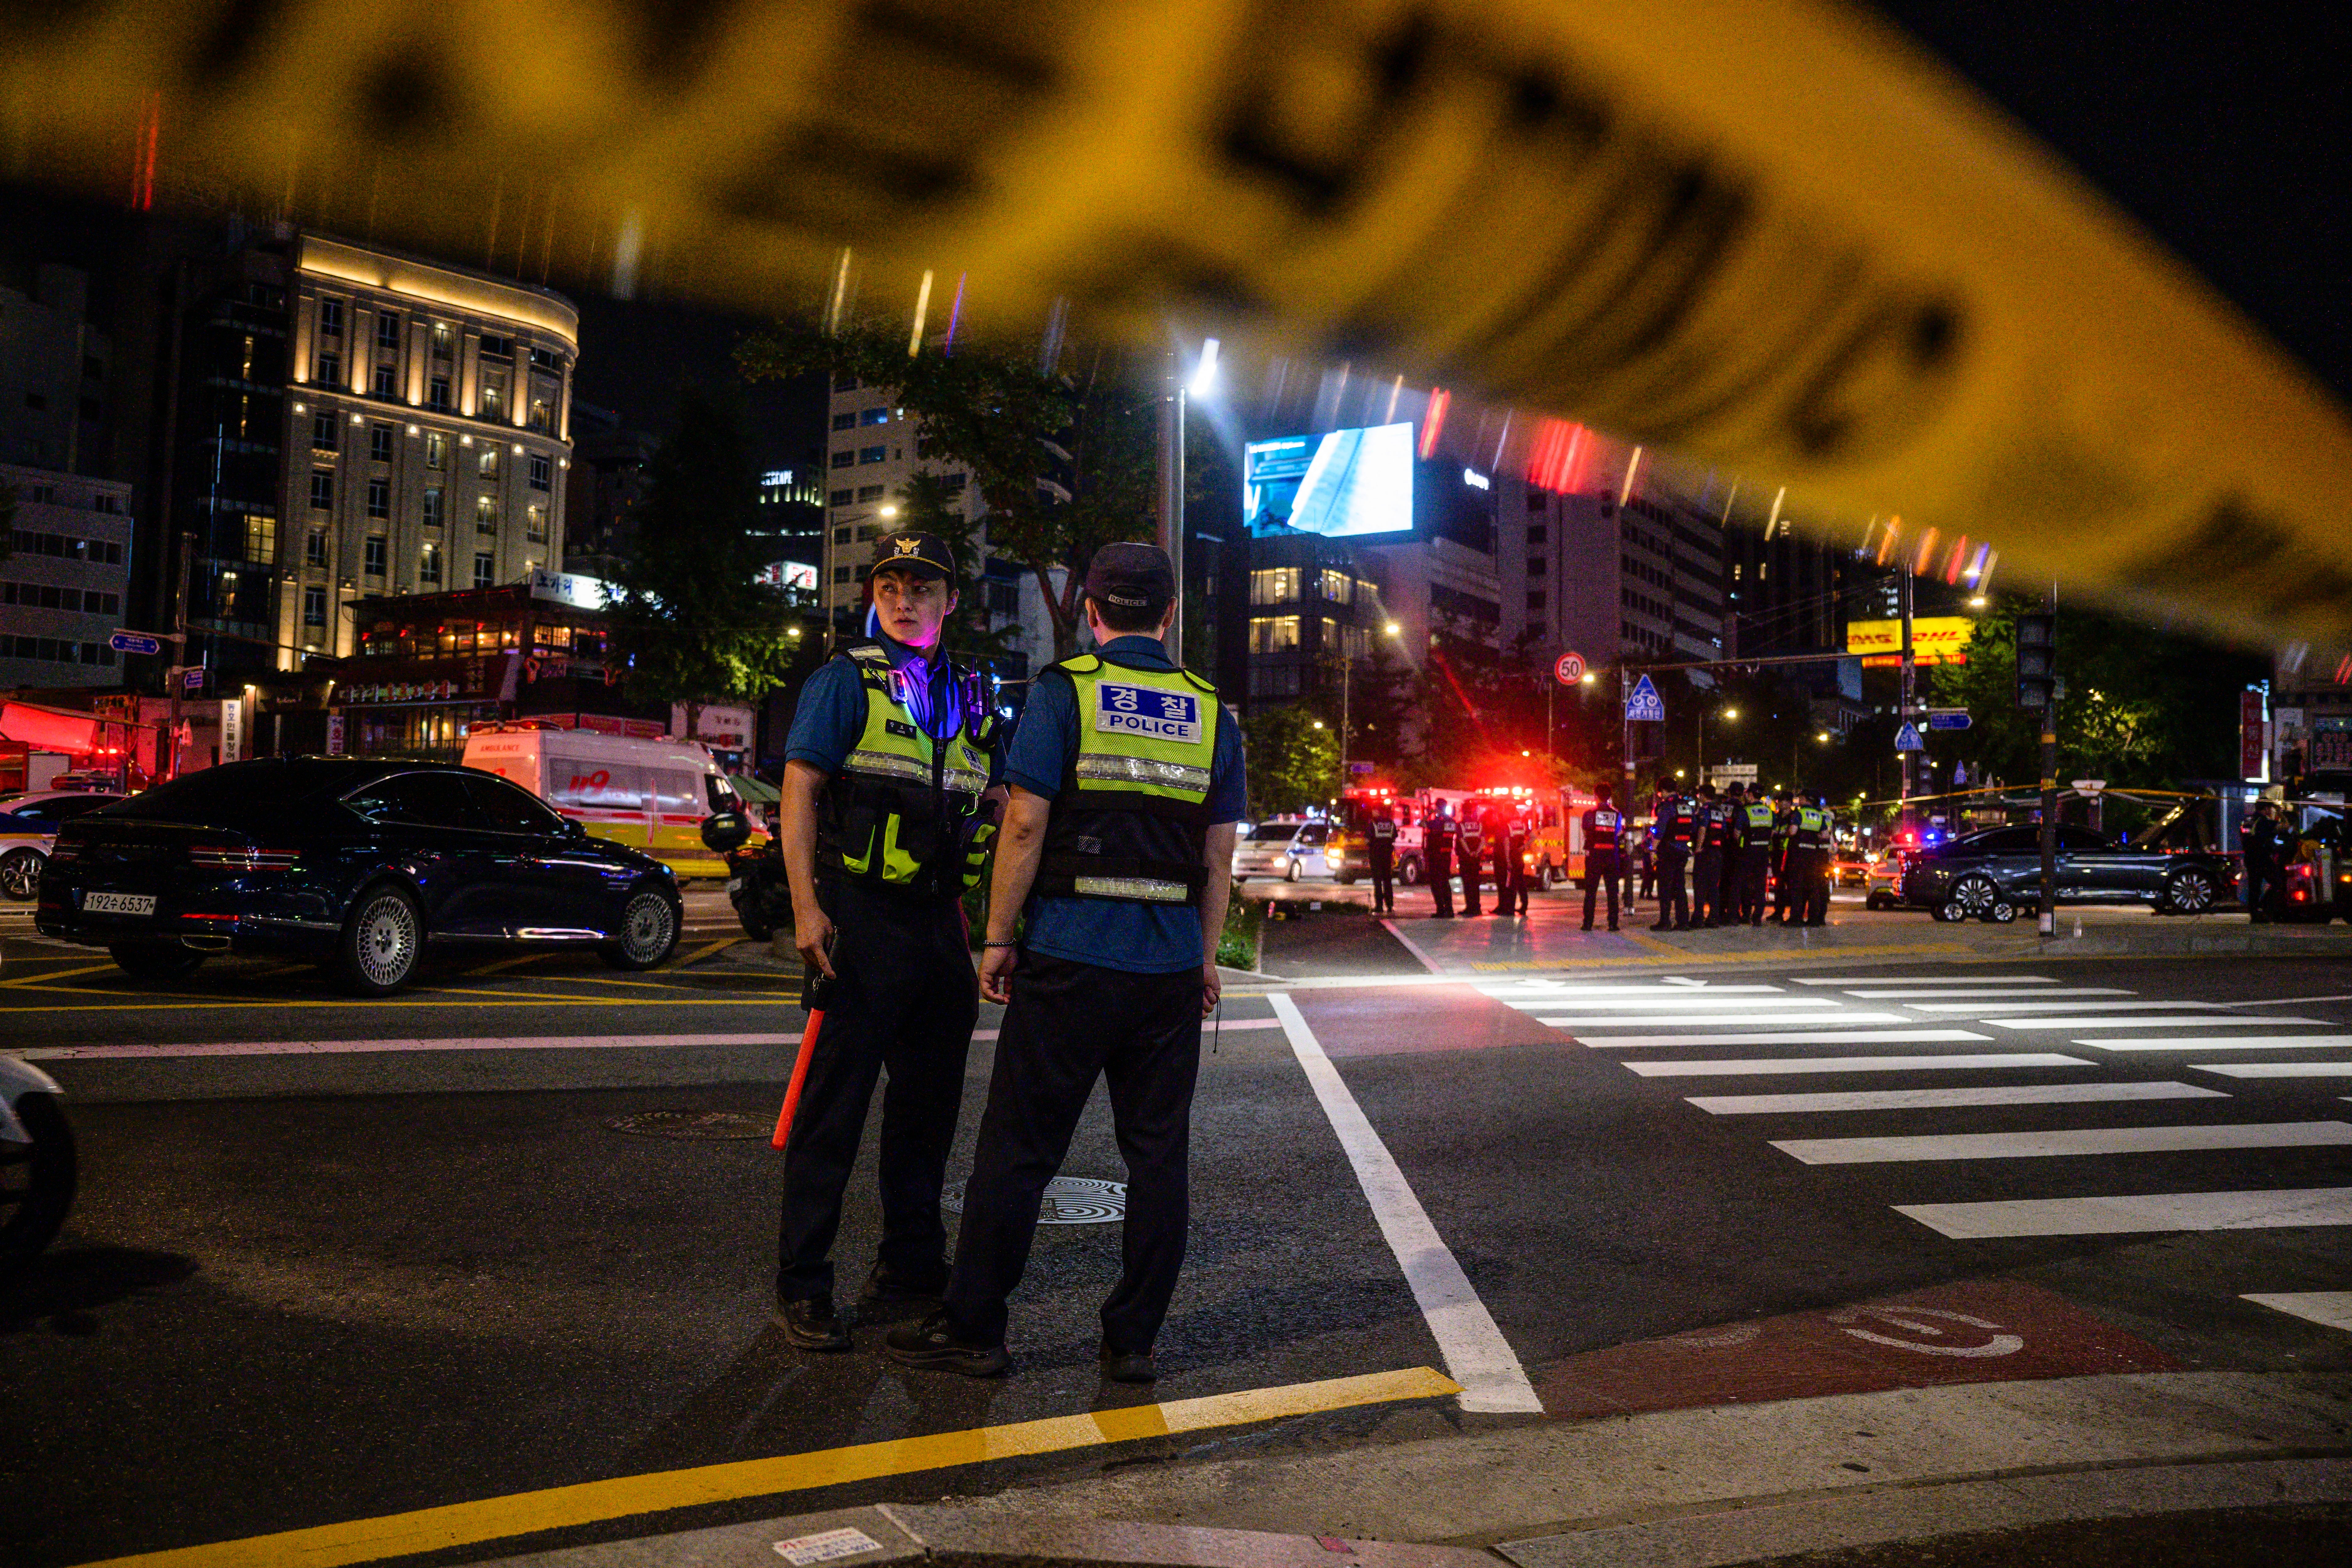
[1847,617,1975,667]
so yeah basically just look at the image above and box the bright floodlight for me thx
[879,503,899,518]
[1724,707,1739,721]
[1383,620,1401,636]
[1189,337,1220,397]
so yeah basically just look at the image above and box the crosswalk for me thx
[1478,970,2352,1269]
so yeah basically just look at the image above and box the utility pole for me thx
[162,534,193,780]
[1155,350,1186,664]
[1898,564,1916,831]
[1620,659,1635,796]
[2037,582,2059,936]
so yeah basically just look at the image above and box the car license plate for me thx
[727,877,745,894]
[84,891,157,916]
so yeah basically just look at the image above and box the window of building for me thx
[428,377,451,411]
[1527,524,1548,545]
[831,411,857,431]
[305,529,328,566]
[856,525,879,541]
[364,536,387,576]
[1527,556,1546,575]
[526,504,547,543]
[855,484,885,503]
[473,553,495,588]
[307,411,335,450]
[530,346,560,371]
[828,488,854,507]
[1249,615,1301,654]
[528,399,551,432]
[422,487,443,529]
[1249,566,1300,606]
[419,543,440,583]
[372,363,397,398]
[316,350,341,386]
[244,514,276,563]
[475,495,498,533]
[833,527,851,544]
[374,313,400,349]
[478,447,499,481]
[366,478,389,519]
[832,565,852,583]
[832,373,860,392]
[479,333,512,359]
[479,384,503,421]
[425,432,445,470]
[860,406,889,425]
[858,444,886,464]
[1319,568,1352,604]
[432,322,452,357]
[528,453,551,491]
[369,423,393,462]
[830,449,855,469]
[1526,590,1546,611]
[318,299,343,336]
[310,469,334,510]
[303,586,327,626]
[1249,665,1303,698]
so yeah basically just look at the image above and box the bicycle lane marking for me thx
[1268,992,1543,1414]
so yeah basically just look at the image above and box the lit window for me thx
[1249,615,1301,653]
[1249,567,1300,606]
[420,543,441,583]
[478,447,499,481]
[860,407,889,425]
[526,504,547,543]
[425,432,445,469]
[244,515,277,563]
[476,495,498,533]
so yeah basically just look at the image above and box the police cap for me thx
[865,531,956,582]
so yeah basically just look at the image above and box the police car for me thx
[1231,818,1333,882]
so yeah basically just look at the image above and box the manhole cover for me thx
[943,1175,1126,1225]
[606,1111,770,1140]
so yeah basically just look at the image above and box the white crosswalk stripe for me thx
[1544,966,2352,1244]
[2241,1293,2352,1331]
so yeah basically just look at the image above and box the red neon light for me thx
[1418,389,1451,459]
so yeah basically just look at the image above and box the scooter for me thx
[726,832,791,941]
[1,1055,75,1274]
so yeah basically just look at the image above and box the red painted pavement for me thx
[1295,986,1570,1059]
[1535,1279,2183,1419]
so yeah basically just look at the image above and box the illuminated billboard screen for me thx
[1242,422,1415,538]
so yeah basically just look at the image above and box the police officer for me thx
[2241,799,2283,921]
[1690,784,1726,927]
[1770,794,1800,925]
[1734,784,1776,924]
[1494,804,1528,918]
[1795,792,1834,925]
[1650,785,1694,931]
[1456,803,1487,917]
[1581,782,1626,932]
[772,530,998,1352]
[887,544,1244,1382]
[1366,802,1398,916]
[1425,801,1459,918]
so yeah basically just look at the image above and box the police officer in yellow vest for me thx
[772,531,999,1351]
[888,544,1244,1383]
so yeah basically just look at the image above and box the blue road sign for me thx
[1894,721,1925,752]
[107,630,162,656]
[1625,674,1666,723]
[181,667,205,693]
[1926,710,1973,730]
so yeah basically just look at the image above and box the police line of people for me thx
[1643,781,1837,930]
[1417,798,1536,919]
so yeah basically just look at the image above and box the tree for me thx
[604,389,800,733]
[738,322,1158,661]
[1243,706,1339,817]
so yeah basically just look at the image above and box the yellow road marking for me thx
[79,1366,1459,1568]
[462,952,557,976]
[0,960,118,987]
[677,937,738,967]
[4,995,816,1013]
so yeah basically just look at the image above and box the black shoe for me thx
[773,1296,852,1352]
[1431,912,1453,920]
[1580,923,1593,932]
[1099,1346,1158,1383]
[1674,922,1693,931]
[858,1261,947,1320]
[1608,924,1619,932]
[1649,921,1671,932]
[885,1311,1010,1377]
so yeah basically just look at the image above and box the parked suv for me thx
[1901,823,2234,922]
[36,757,684,993]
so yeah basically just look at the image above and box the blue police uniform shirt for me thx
[784,629,983,774]
[1004,634,1246,975]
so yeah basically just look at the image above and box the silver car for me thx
[1231,819,1332,882]
[0,790,127,901]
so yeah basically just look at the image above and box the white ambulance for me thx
[461,723,746,879]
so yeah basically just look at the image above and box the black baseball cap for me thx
[1084,542,1175,615]
[865,530,955,581]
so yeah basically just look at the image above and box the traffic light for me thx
[2014,613,2056,710]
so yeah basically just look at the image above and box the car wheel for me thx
[1400,855,1423,886]
[336,885,423,996]
[736,905,776,941]
[1865,891,1890,911]
[2164,867,2219,916]
[1941,874,1998,923]
[108,940,205,980]
[1986,898,2020,924]
[0,848,43,902]
[1541,863,1559,891]
[602,885,681,970]
[1285,859,1303,882]
[0,1092,76,1276]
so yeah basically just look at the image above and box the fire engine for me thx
[1332,782,1605,888]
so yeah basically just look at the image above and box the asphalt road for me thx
[6,893,2352,1566]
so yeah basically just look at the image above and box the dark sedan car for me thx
[35,757,683,993]
[1901,823,2235,922]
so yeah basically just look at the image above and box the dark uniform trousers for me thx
[1583,849,1622,929]
[1493,839,1523,916]
[1368,843,1395,913]
[1736,850,1772,923]
[1692,846,1723,924]
[1457,839,1485,916]
[1800,850,1832,924]
[1428,851,1455,916]
[776,878,975,1301]
[1656,848,1690,928]
[945,951,1201,1352]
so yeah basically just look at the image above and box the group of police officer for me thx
[1417,799,1536,919]
[1643,780,1837,930]
[772,532,1240,1385]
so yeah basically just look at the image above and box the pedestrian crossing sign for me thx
[1894,721,1925,751]
[1625,674,1666,723]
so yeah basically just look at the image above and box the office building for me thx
[0,264,110,474]
[0,463,134,689]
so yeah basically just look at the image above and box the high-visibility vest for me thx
[1038,653,1221,905]
[818,643,993,895]
[1585,807,1623,851]
[1745,801,1775,832]
[1796,806,1830,847]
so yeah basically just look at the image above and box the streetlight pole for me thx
[1155,357,1186,665]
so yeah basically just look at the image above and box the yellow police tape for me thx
[4,0,2346,647]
